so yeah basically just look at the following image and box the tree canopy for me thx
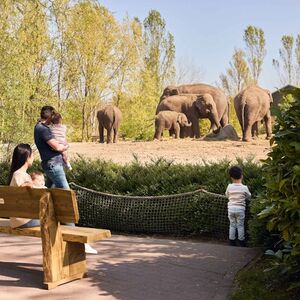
[0,0,176,143]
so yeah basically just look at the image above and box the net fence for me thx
[70,182,250,239]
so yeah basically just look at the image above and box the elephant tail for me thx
[227,99,230,124]
[241,99,246,131]
[112,107,116,126]
[146,117,156,128]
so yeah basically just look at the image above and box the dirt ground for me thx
[68,136,271,165]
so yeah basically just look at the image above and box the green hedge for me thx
[65,157,264,196]
[0,157,266,240]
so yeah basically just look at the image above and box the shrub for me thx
[67,156,263,196]
[257,87,300,291]
[0,161,10,185]
[0,154,265,238]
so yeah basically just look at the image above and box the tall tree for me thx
[48,0,71,108]
[295,35,300,82]
[0,0,53,143]
[273,34,300,86]
[63,1,120,141]
[143,10,175,93]
[118,10,176,140]
[175,56,204,85]
[0,2,177,143]
[243,25,266,84]
[219,48,250,97]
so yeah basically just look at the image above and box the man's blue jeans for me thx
[43,161,74,226]
[43,162,69,189]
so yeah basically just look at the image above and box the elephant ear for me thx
[171,88,179,95]
[177,113,183,123]
[195,95,203,108]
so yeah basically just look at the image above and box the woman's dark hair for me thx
[228,165,243,180]
[7,144,32,185]
[40,106,55,120]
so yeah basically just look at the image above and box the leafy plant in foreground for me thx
[258,87,300,291]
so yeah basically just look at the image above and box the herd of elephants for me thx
[96,83,273,143]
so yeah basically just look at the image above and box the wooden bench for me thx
[0,186,111,289]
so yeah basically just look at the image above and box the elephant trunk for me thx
[186,121,192,127]
[211,110,221,130]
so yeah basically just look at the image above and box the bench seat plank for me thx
[0,219,111,243]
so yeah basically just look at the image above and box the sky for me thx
[99,0,300,91]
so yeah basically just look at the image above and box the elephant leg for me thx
[209,119,218,132]
[99,123,104,143]
[106,126,112,144]
[154,126,163,140]
[251,122,259,139]
[174,123,180,139]
[113,127,118,143]
[243,122,252,142]
[169,128,175,137]
[184,126,192,138]
[242,106,253,142]
[192,119,200,138]
[179,127,185,138]
[188,127,194,138]
[264,112,272,139]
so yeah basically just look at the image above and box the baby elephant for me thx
[154,111,191,140]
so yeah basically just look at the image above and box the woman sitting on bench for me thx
[8,143,40,228]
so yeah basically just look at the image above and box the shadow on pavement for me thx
[0,262,43,289]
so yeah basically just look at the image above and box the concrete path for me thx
[0,233,260,300]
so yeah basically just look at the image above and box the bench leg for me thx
[40,192,87,289]
[44,241,87,289]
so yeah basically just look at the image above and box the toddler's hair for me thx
[228,166,243,180]
[30,171,44,181]
[51,112,62,125]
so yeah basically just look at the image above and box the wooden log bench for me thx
[0,186,111,289]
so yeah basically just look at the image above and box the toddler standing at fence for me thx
[225,166,251,247]
[50,113,72,170]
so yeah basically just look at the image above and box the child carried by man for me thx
[50,112,72,170]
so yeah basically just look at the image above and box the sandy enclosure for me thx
[68,137,271,165]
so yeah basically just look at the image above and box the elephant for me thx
[234,85,272,142]
[154,111,192,140]
[156,93,221,138]
[160,83,229,127]
[97,105,122,143]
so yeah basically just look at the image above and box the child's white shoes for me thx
[85,243,98,254]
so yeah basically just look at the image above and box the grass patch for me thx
[230,256,300,300]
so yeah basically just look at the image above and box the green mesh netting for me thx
[70,182,250,239]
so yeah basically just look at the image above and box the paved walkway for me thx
[0,234,260,300]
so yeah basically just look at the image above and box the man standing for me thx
[34,106,69,188]
[34,106,98,254]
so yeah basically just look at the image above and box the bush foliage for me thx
[0,156,264,239]
[255,87,300,291]
[63,156,263,196]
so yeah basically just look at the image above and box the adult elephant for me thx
[234,85,272,142]
[97,105,122,143]
[156,94,221,138]
[154,111,192,140]
[160,83,229,127]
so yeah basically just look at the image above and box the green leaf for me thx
[265,249,275,256]
[258,205,274,218]
[290,142,300,152]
